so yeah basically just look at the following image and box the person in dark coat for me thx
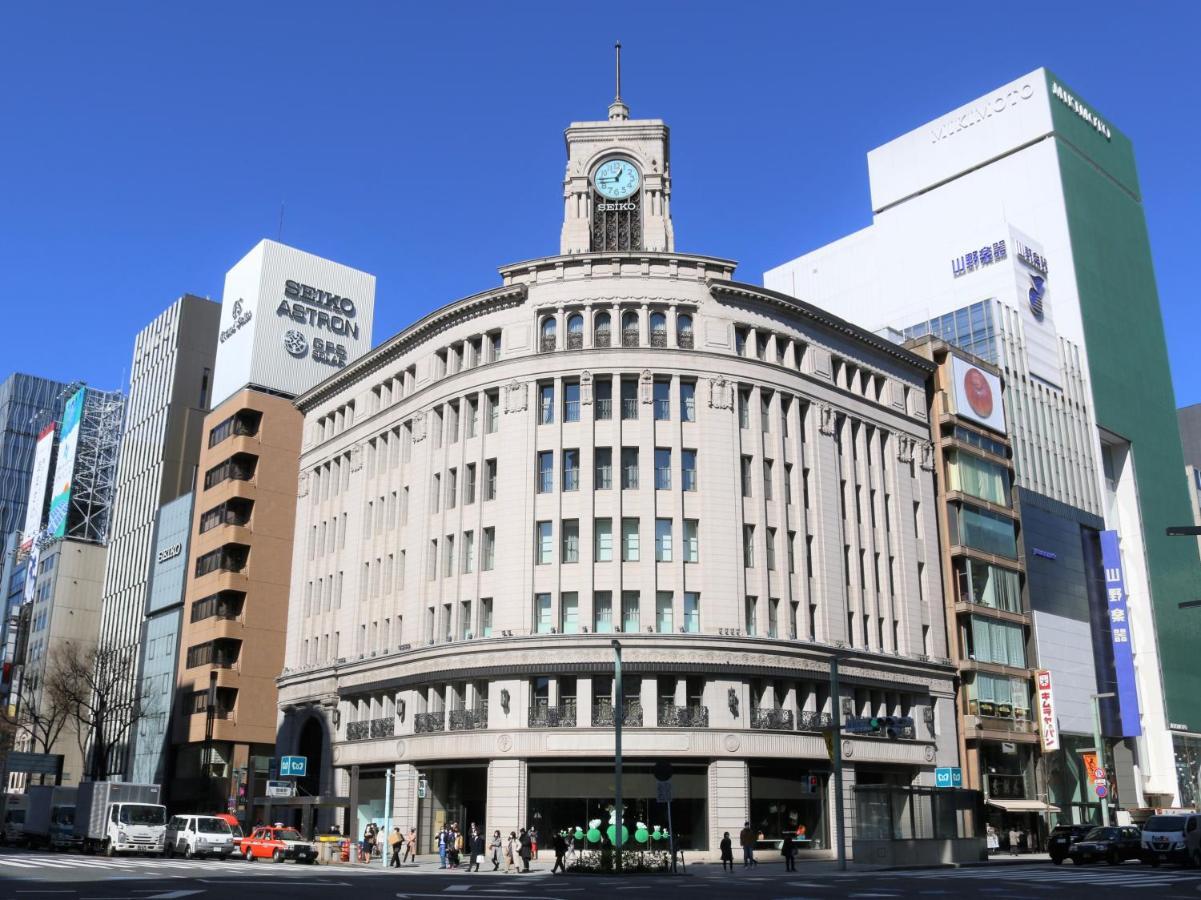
[470,828,485,871]
[551,831,567,873]
[781,832,796,872]
[518,828,532,872]
[719,831,734,871]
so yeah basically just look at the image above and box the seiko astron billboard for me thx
[211,239,377,406]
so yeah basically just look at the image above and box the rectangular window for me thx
[684,592,700,633]
[784,463,793,505]
[485,459,498,500]
[745,596,757,636]
[563,382,581,423]
[621,447,639,489]
[768,597,779,638]
[761,393,771,432]
[539,383,554,425]
[462,531,475,573]
[655,518,673,562]
[743,525,755,568]
[431,473,441,513]
[787,530,796,573]
[535,593,552,634]
[481,598,493,637]
[622,517,640,562]
[967,616,1028,668]
[763,459,774,501]
[446,468,457,509]
[680,381,696,422]
[594,591,613,633]
[621,380,638,420]
[561,592,579,634]
[596,379,613,420]
[654,448,672,490]
[682,449,697,491]
[656,591,673,633]
[536,521,553,565]
[621,591,640,632]
[684,519,699,562]
[562,519,580,563]
[443,535,455,577]
[537,451,554,493]
[741,456,753,497]
[738,389,750,428]
[947,450,1011,507]
[653,379,670,421]
[465,396,478,438]
[956,559,1022,612]
[595,518,613,562]
[486,391,500,433]
[464,464,476,504]
[563,449,580,491]
[766,527,777,570]
[595,447,613,490]
[949,504,1018,558]
[482,528,496,571]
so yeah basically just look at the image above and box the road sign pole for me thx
[382,769,393,868]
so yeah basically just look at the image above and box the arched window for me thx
[622,311,640,348]
[540,317,557,352]
[677,313,694,349]
[649,312,668,348]
[594,312,612,348]
[567,313,584,350]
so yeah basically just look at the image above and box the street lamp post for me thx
[382,768,393,869]
[612,639,623,873]
[830,654,846,871]
[1091,692,1116,826]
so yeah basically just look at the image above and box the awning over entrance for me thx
[987,799,1061,813]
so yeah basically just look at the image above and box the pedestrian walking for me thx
[470,828,485,871]
[1008,827,1022,856]
[438,826,449,869]
[388,827,402,867]
[781,832,796,872]
[986,824,998,854]
[361,823,377,863]
[720,831,734,871]
[529,825,539,860]
[739,821,757,868]
[402,826,417,864]
[450,824,462,868]
[490,830,503,870]
[505,831,518,872]
[519,828,532,872]
[551,831,567,874]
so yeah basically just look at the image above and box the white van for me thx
[1141,812,1201,866]
[165,815,236,860]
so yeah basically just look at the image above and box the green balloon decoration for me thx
[574,827,584,841]
[605,824,630,846]
[635,826,649,844]
[652,828,662,841]
[586,827,601,843]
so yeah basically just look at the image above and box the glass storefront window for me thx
[749,764,828,850]
[949,504,1018,558]
[947,450,1010,506]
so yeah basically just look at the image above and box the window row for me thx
[534,518,699,564]
[537,448,697,493]
[434,330,503,378]
[539,310,693,353]
[368,364,417,414]
[195,543,248,577]
[314,399,356,444]
[309,450,355,506]
[739,524,801,573]
[428,459,498,512]
[425,528,497,580]
[203,452,257,491]
[208,408,261,448]
[532,590,701,635]
[426,391,501,449]
[537,376,696,425]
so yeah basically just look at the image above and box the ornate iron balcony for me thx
[657,704,709,728]
[346,720,370,741]
[649,330,668,348]
[594,331,611,348]
[592,699,643,728]
[528,701,578,728]
[798,711,833,732]
[539,335,557,353]
[414,711,446,734]
[449,705,488,731]
[566,333,583,350]
[622,329,640,348]
[750,707,795,731]
[369,717,395,739]
[677,332,694,349]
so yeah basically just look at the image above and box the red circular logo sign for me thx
[963,367,994,419]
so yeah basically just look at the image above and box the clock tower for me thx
[560,43,674,255]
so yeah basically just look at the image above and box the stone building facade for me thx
[276,93,956,858]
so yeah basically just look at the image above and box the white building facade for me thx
[276,94,956,858]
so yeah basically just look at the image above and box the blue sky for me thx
[3,2,1199,404]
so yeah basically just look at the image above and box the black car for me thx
[1048,824,1094,864]
[1068,826,1143,865]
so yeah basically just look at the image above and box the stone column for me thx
[708,759,749,859]
[486,758,528,841]
[392,763,419,832]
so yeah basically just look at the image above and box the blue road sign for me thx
[280,755,307,777]
[935,767,962,788]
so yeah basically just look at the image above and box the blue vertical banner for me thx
[1100,530,1142,737]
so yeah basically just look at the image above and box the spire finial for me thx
[608,41,629,121]
[614,41,622,102]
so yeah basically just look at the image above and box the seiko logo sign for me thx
[219,298,254,344]
[1051,82,1112,141]
[282,330,347,369]
[157,543,183,564]
[929,83,1036,144]
[596,201,636,212]
[276,280,360,340]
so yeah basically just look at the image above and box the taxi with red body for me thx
[241,824,317,863]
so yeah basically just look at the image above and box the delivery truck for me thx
[24,785,81,850]
[73,782,166,856]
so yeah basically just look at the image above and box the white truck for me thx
[24,785,81,850]
[74,782,167,856]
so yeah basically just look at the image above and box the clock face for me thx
[593,158,641,200]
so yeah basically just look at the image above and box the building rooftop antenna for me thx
[608,41,629,121]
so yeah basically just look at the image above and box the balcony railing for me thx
[798,710,834,732]
[622,466,639,489]
[346,717,396,741]
[370,717,395,739]
[594,331,611,348]
[592,699,643,727]
[347,720,369,741]
[750,707,795,731]
[621,398,638,420]
[622,329,640,348]
[540,335,557,353]
[566,332,583,350]
[414,711,446,734]
[528,701,578,728]
[985,773,1029,800]
[564,400,580,422]
[563,470,579,491]
[677,331,694,349]
[657,704,709,728]
[650,330,668,348]
[596,398,612,420]
[449,704,489,732]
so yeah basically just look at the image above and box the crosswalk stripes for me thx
[889,863,1201,888]
[0,855,283,873]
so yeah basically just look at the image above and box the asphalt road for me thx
[3,846,1201,898]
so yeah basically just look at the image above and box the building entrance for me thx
[416,765,488,855]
